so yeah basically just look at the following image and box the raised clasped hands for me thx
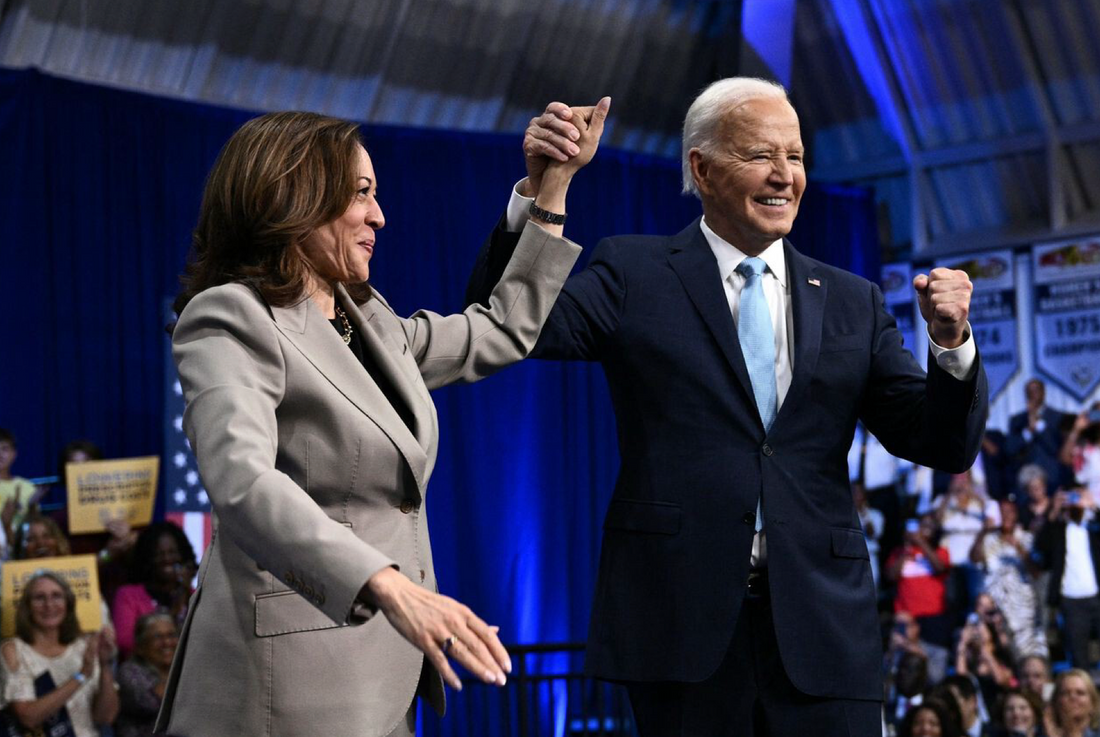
[913,267,973,349]
[364,567,510,691]
[523,97,611,194]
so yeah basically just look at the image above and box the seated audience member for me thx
[0,428,36,551]
[887,610,950,685]
[937,470,1001,626]
[1062,407,1100,500]
[11,512,71,559]
[899,696,965,737]
[993,688,1046,737]
[0,571,119,736]
[1034,489,1100,671]
[972,500,1047,658]
[955,618,1015,718]
[1017,655,1053,704]
[854,481,886,586]
[116,612,178,737]
[886,650,931,731]
[112,522,196,659]
[942,674,995,737]
[1048,669,1100,737]
[887,514,953,648]
[1008,379,1071,489]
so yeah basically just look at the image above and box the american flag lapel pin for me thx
[808,278,821,287]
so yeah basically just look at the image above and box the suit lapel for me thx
[666,219,757,409]
[775,241,826,428]
[344,286,435,453]
[269,293,430,497]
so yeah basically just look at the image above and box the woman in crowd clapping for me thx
[0,571,119,736]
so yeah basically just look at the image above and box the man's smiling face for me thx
[691,96,806,253]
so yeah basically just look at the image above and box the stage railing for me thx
[420,642,638,737]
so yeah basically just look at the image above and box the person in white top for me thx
[1035,488,1100,670]
[0,571,119,737]
[934,470,1000,626]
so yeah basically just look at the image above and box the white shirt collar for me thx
[699,217,787,288]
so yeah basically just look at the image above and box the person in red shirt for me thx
[887,513,952,648]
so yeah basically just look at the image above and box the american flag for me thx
[163,304,213,563]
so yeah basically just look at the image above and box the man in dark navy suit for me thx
[468,78,988,735]
[1007,378,1071,488]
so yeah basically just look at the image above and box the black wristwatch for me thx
[529,201,567,226]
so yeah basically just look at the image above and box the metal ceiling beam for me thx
[1004,0,1071,230]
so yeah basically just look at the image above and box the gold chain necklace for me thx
[334,305,353,345]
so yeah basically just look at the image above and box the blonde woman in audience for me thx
[11,513,71,559]
[0,571,119,736]
[1048,669,1100,737]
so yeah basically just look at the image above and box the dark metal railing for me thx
[420,642,638,737]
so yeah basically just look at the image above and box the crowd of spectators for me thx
[0,429,190,736]
[1,374,1099,735]
[867,379,1100,736]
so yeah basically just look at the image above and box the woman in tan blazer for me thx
[155,104,608,737]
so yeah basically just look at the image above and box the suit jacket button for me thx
[742,511,756,526]
[399,500,415,514]
[419,569,426,582]
[762,443,774,456]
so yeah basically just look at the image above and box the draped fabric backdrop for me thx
[0,68,877,731]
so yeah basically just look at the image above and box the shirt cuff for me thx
[927,322,977,381]
[505,178,534,233]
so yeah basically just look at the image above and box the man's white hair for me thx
[680,77,791,198]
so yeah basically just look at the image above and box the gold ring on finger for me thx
[441,634,458,654]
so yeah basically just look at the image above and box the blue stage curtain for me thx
[0,68,876,733]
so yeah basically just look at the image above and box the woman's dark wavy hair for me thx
[898,695,963,737]
[15,571,81,645]
[131,521,197,588]
[173,111,372,318]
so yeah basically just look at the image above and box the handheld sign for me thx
[1,556,103,636]
[66,456,159,534]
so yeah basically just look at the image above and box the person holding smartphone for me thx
[1060,403,1100,499]
[886,514,953,649]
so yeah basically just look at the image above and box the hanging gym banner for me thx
[881,262,917,356]
[935,249,1018,401]
[1033,237,1100,402]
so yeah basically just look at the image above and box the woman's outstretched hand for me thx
[362,567,511,690]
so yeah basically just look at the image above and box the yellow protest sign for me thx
[66,456,159,534]
[1,556,103,636]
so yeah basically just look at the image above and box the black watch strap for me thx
[529,200,567,225]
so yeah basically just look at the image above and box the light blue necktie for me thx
[736,257,777,532]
